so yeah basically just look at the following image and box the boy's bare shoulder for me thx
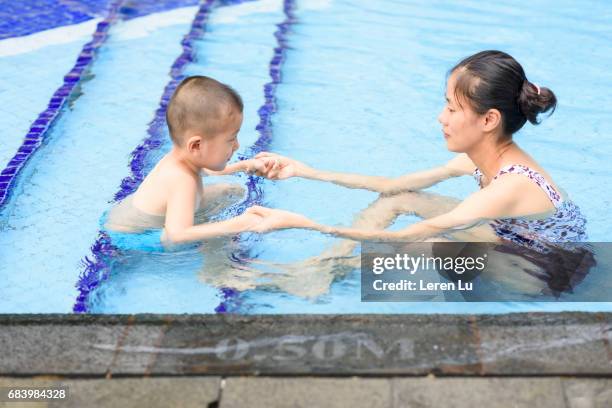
[154,158,200,187]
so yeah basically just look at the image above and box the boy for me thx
[105,75,272,243]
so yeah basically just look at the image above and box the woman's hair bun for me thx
[518,80,557,125]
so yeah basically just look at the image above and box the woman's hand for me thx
[254,152,314,180]
[245,206,319,232]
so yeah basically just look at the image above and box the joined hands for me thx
[242,152,313,180]
[238,152,320,233]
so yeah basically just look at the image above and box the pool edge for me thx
[1,312,610,377]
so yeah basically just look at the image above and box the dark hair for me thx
[166,75,243,145]
[451,50,556,137]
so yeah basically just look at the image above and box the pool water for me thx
[0,0,610,314]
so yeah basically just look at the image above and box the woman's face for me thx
[437,72,485,153]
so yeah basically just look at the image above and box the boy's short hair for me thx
[166,76,243,145]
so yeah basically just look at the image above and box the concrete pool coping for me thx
[1,312,610,377]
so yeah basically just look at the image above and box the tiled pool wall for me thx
[0,0,208,40]
[0,0,111,40]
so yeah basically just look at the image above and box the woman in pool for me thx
[249,50,587,248]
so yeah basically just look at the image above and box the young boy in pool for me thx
[105,75,273,243]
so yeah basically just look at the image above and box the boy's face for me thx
[195,110,243,171]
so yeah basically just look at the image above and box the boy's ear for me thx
[186,135,203,153]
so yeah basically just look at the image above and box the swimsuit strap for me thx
[492,164,563,206]
[472,167,484,188]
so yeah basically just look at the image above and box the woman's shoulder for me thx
[490,163,564,215]
[493,161,562,197]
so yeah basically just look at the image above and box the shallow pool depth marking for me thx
[73,0,217,313]
[214,0,297,313]
[0,0,125,211]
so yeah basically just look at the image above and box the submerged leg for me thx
[242,191,496,298]
[198,190,498,299]
[320,190,497,263]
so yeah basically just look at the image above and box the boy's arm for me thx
[162,174,260,243]
[202,159,269,176]
[256,152,472,194]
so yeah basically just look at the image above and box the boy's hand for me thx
[237,210,265,232]
[242,158,269,175]
[245,206,317,232]
[254,152,313,180]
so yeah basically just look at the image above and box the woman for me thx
[248,50,587,249]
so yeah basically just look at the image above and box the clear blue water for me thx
[0,34,93,169]
[1,0,611,314]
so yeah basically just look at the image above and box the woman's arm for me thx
[320,180,516,241]
[256,152,475,194]
[307,166,456,195]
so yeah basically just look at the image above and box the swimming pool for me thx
[0,0,610,314]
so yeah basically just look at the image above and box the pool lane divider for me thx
[214,0,297,313]
[221,0,297,218]
[0,0,125,211]
[73,0,217,313]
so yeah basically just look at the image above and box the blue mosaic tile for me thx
[117,0,203,20]
[10,155,27,164]
[17,146,34,154]
[0,0,101,40]
[1,167,17,176]
[0,0,203,40]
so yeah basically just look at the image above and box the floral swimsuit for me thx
[473,164,587,249]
